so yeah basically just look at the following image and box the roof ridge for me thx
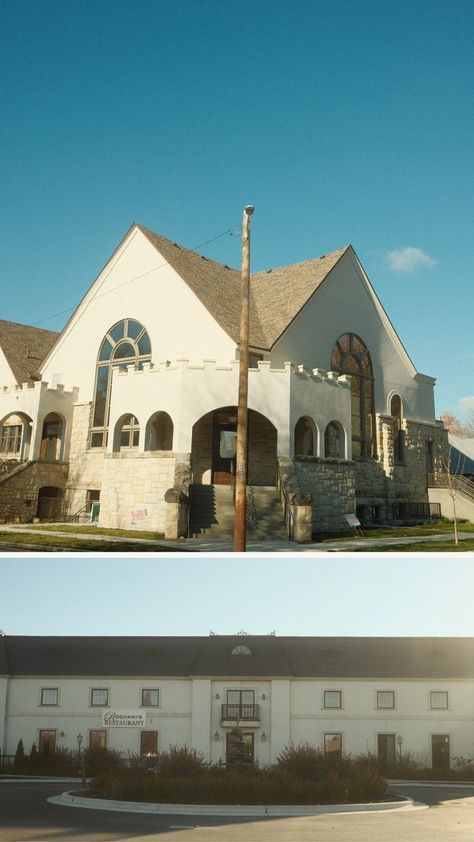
[251,245,350,277]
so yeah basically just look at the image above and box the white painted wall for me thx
[4,674,474,767]
[272,251,436,424]
[0,383,78,461]
[40,228,237,401]
[0,348,16,388]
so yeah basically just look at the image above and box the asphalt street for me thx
[2,779,474,842]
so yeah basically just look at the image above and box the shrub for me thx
[155,745,208,777]
[275,742,355,781]
[84,746,124,776]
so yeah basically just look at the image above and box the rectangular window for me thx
[249,352,263,369]
[324,733,342,756]
[140,731,158,757]
[324,690,342,709]
[377,691,395,709]
[41,688,59,706]
[0,425,22,454]
[141,689,160,707]
[89,730,107,749]
[430,691,449,710]
[86,490,100,513]
[39,730,56,753]
[91,688,109,706]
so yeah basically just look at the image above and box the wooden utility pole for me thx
[234,205,254,552]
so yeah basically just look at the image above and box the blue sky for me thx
[1,0,473,421]
[1,556,473,637]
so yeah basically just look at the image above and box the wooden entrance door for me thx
[432,734,450,770]
[212,408,237,485]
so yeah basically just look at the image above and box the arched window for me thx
[145,412,174,451]
[390,395,404,464]
[331,334,375,458]
[115,414,140,450]
[231,645,252,656]
[90,319,151,448]
[0,415,23,456]
[325,421,343,458]
[294,417,316,456]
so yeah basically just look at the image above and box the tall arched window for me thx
[331,334,375,458]
[90,319,151,448]
[390,394,404,464]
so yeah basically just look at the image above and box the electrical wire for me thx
[30,225,241,329]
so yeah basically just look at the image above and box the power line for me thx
[31,225,241,329]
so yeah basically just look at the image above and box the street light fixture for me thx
[77,732,86,787]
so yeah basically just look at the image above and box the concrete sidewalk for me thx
[0,524,473,552]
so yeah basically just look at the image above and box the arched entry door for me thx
[40,414,63,462]
[212,407,238,485]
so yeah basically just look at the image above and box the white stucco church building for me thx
[0,223,447,538]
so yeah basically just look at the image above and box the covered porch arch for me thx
[191,406,277,486]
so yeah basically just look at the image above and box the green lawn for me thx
[0,531,185,552]
[362,538,474,552]
[32,524,165,540]
[322,521,473,542]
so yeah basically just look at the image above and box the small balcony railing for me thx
[221,704,260,721]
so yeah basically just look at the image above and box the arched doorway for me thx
[39,413,64,461]
[191,407,277,486]
[36,486,64,520]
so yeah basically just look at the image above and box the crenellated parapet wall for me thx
[108,358,352,457]
[0,381,79,462]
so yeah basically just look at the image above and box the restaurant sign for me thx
[102,710,146,728]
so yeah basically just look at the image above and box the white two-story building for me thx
[0,635,472,770]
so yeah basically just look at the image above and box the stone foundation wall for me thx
[354,417,448,520]
[64,403,106,517]
[293,458,356,533]
[0,461,68,523]
[99,451,179,532]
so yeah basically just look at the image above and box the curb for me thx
[48,790,423,817]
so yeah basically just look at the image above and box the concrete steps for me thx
[189,484,287,540]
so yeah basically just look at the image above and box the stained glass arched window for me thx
[331,334,375,458]
[90,319,151,448]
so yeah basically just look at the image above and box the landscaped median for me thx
[39,743,411,816]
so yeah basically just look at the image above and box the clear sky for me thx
[1,0,473,420]
[1,555,473,638]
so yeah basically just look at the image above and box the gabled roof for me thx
[449,434,474,475]
[138,224,348,350]
[0,320,58,385]
[3,635,474,679]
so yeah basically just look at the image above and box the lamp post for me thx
[397,734,403,769]
[234,204,255,553]
[77,732,86,787]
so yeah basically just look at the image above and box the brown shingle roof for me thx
[0,320,59,385]
[138,224,348,350]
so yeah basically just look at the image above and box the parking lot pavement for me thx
[2,779,474,842]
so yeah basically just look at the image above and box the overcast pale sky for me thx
[1,0,473,419]
[1,556,473,638]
